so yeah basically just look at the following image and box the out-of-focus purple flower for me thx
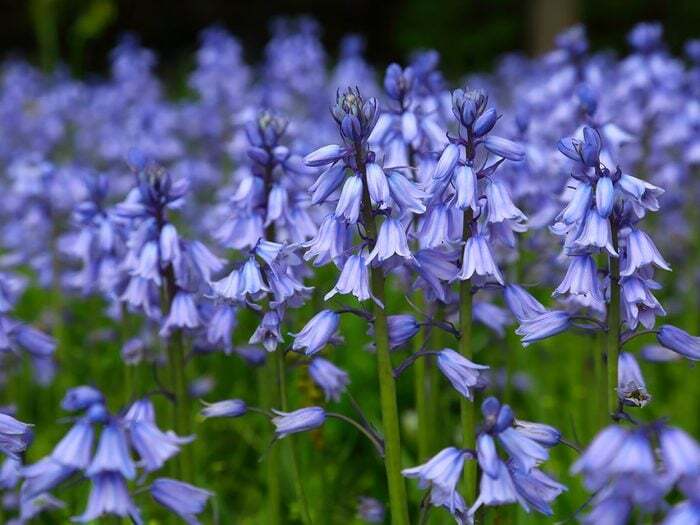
[73,472,142,523]
[86,422,135,479]
[271,407,326,438]
[150,477,212,524]
[0,413,33,458]
[51,418,93,469]
[200,399,247,419]
[357,496,385,523]
[656,325,700,361]
[308,358,349,402]
[659,426,700,481]
[61,386,105,412]
[387,314,420,349]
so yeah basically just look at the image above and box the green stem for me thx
[162,269,194,482]
[594,332,608,432]
[359,158,410,525]
[606,226,621,419]
[276,348,313,525]
[459,211,478,506]
[413,293,430,461]
[259,363,281,525]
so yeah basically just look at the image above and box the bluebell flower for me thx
[73,472,142,523]
[159,291,201,337]
[385,169,426,215]
[433,143,460,182]
[292,310,339,356]
[366,217,412,264]
[334,175,364,224]
[437,349,489,400]
[365,162,391,209]
[469,460,518,514]
[508,461,567,516]
[515,310,570,346]
[402,447,470,513]
[150,478,212,525]
[310,164,345,205]
[86,422,135,479]
[477,433,499,477]
[556,182,591,225]
[271,407,326,438]
[485,180,527,225]
[454,165,479,212]
[621,276,665,330]
[503,284,546,322]
[617,174,663,216]
[123,398,191,473]
[303,215,349,267]
[206,304,237,353]
[621,227,671,277]
[304,144,346,167]
[617,352,651,407]
[573,209,618,256]
[324,252,373,303]
[512,420,561,448]
[200,399,248,419]
[249,310,283,352]
[456,233,504,285]
[387,314,420,349]
[595,176,614,218]
[656,325,700,361]
[308,358,350,402]
[554,255,603,303]
[497,426,549,471]
[0,413,33,458]
[51,418,94,469]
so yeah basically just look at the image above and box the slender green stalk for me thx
[359,159,410,525]
[162,269,194,482]
[276,348,313,525]
[459,211,478,505]
[606,225,621,418]
[594,332,608,432]
[413,293,430,460]
[258,363,281,525]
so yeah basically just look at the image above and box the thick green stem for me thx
[459,211,478,505]
[276,348,313,525]
[413,293,430,461]
[606,226,621,418]
[359,158,410,525]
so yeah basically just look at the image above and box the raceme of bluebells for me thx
[0,17,698,525]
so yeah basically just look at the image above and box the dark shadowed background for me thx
[2,0,699,80]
